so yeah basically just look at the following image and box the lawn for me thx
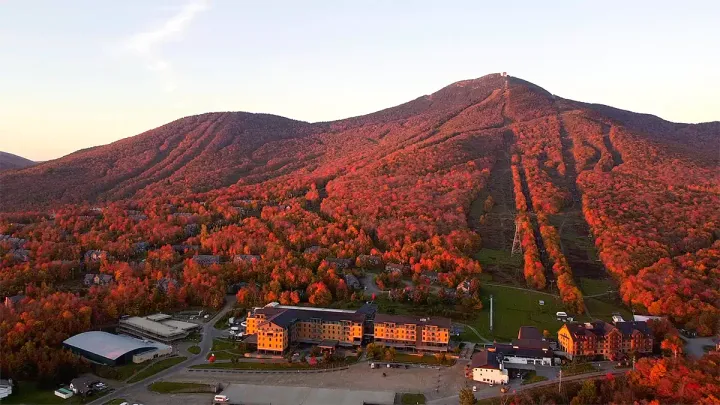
[562,362,599,376]
[212,338,236,351]
[187,345,201,354]
[464,284,566,342]
[521,370,548,385]
[2,382,110,404]
[474,248,522,269]
[577,278,615,296]
[94,361,149,381]
[392,353,455,366]
[401,393,426,404]
[192,361,313,370]
[149,381,214,394]
[208,351,236,360]
[583,297,632,321]
[126,356,187,383]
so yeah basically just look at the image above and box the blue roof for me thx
[63,331,169,360]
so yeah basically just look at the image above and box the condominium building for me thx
[557,320,652,360]
[246,303,367,354]
[373,314,451,352]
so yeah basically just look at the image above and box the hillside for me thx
[0,151,35,171]
[1,73,719,383]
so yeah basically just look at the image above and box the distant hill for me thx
[1,72,718,337]
[0,151,35,171]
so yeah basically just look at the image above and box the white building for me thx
[471,351,509,384]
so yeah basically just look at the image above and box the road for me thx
[89,295,237,405]
[426,368,627,404]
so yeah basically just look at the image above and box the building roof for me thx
[260,307,367,328]
[511,338,550,351]
[120,316,197,338]
[374,313,451,328]
[318,339,339,348]
[471,351,502,369]
[518,326,543,340]
[614,321,652,337]
[491,343,550,359]
[63,331,170,360]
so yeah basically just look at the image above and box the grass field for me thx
[212,339,236,351]
[464,284,565,342]
[522,370,548,385]
[149,382,214,394]
[561,362,599,376]
[187,345,201,354]
[392,353,455,366]
[126,356,187,383]
[474,248,522,269]
[400,393,426,404]
[578,278,615,296]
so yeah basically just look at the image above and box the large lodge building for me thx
[246,302,451,354]
[557,320,653,360]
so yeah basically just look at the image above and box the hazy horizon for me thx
[2,0,719,161]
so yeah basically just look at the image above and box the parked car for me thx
[472,386,477,392]
[214,395,229,403]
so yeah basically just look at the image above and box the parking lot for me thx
[166,361,468,401]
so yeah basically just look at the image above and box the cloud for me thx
[123,0,209,91]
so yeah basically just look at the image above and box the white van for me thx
[214,394,229,402]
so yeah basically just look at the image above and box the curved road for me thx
[90,296,236,405]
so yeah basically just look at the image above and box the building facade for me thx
[558,321,653,360]
[373,314,451,352]
[471,351,509,384]
[247,304,366,354]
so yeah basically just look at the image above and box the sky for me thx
[1,1,719,161]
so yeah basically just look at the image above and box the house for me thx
[385,263,406,274]
[133,241,150,253]
[357,254,383,269]
[10,248,29,262]
[344,274,361,290]
[69,376,97,395]
[185,223,200,236]
[84,250,106,262]
[4,294,25,309]
[83,273,113,287]
[192,255,221,266]
[323,257,354,270]
[558,321,653,360]
[156,278,179,293]
[420,271,439,283]
[456,280,471,294]
[471,351,509,384]
[233,254,261,264]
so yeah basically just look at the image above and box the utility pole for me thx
[558,368,562,393]
[490,295,494,332]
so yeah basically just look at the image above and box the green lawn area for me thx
[583,297,632,321]
[521,370,548,385]
[208,351,236,360]
[2,382,110,404]
[94,361,149,381]
[149,381,214,394]
[578,278,615,296]
[191,361,313,370]
[126,356,187,383]
[401,393,427,404]
[187,345,201,354]
[562,362,599,376]
[211,339,236,351]
[464,284,565,342]
[474,248,522,268]
[392,353,455,366]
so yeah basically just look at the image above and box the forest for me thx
[1,74,718,396]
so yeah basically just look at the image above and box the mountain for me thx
[0,151,35,171]
[1,73,719,333]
